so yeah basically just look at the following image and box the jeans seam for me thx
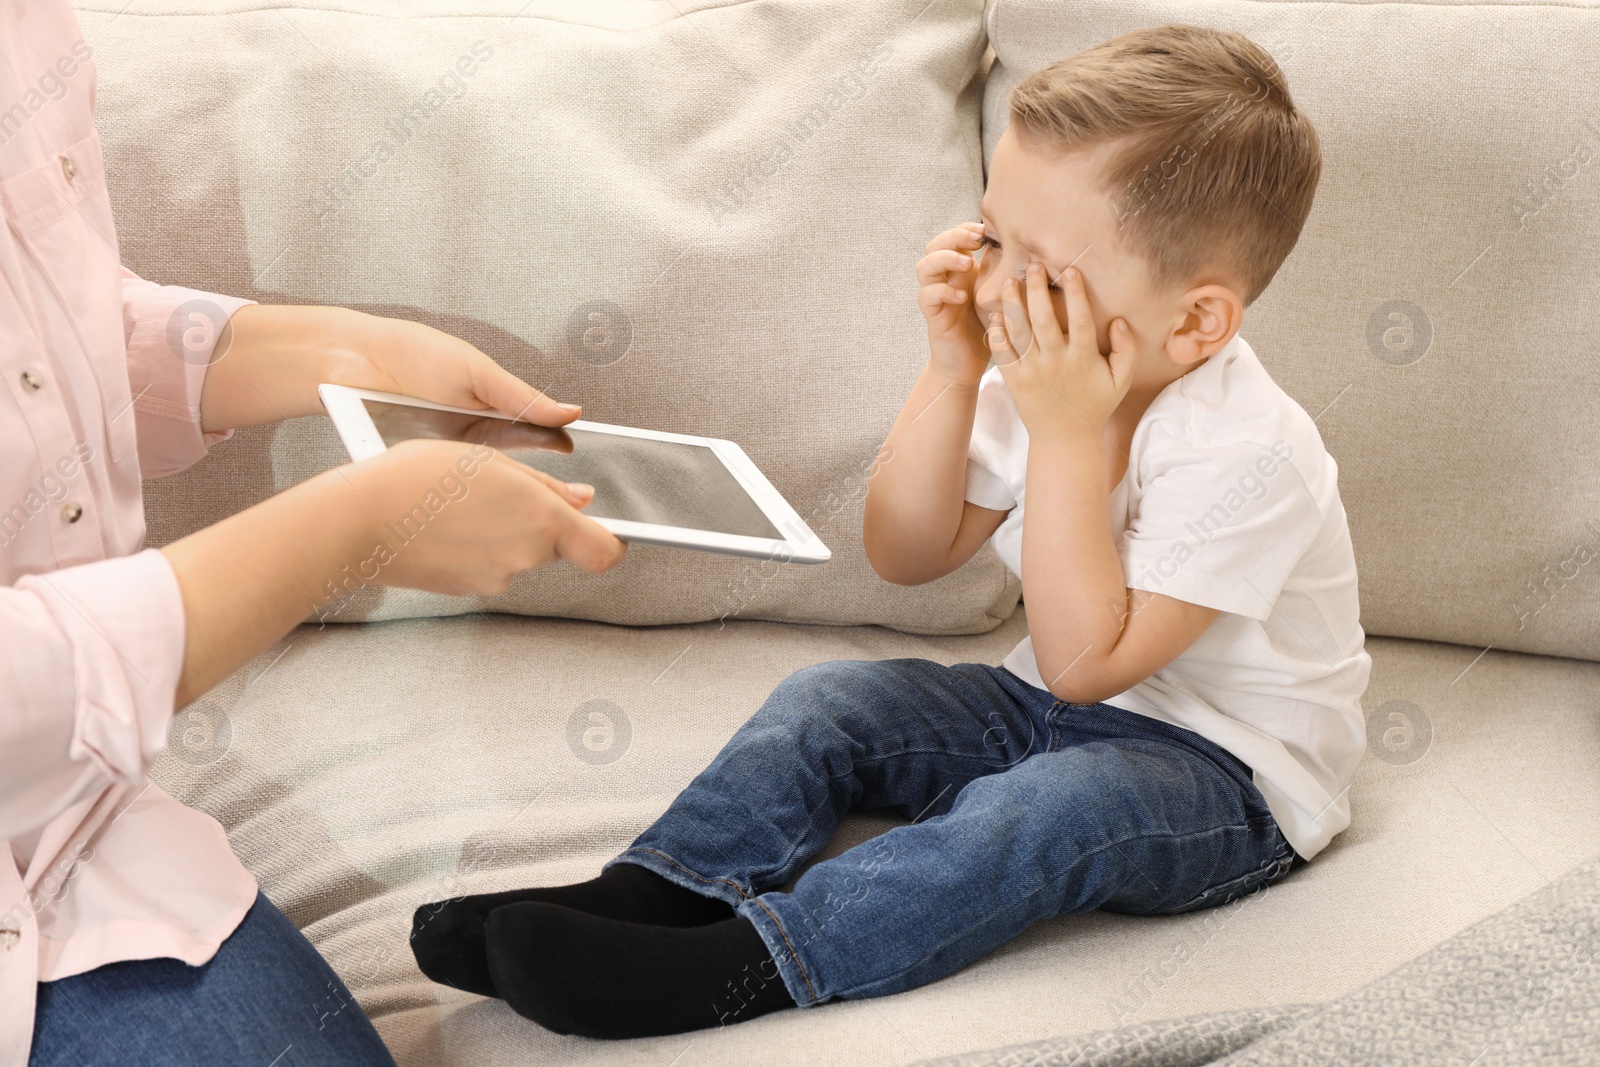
[755,748,1018,885]
[823,822,1266,1001]
[622,842,846,1004]
[1163,831,1295,914]
[624,847,753,902]
[745,898,821,1007]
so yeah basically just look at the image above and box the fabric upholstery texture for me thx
[984,0,1600,660]
[148,613,1600,1065]
[78,0,1018,633]
[916,855,1600,1066]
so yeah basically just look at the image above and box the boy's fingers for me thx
[1023,262,1066,352]
[998,279,1035,360]
[986,311,1020,367]
[1107,318,1139,392]
[924,222,986,255]
[1058,266,1099,358]
[915,248,976,286]
[918,283,969,314]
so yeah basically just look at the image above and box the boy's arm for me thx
[1020,433,1219,702]
[863,364,1008,585]
[996,263,1219,704]
[865,221,1011,585]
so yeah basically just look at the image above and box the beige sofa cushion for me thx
[77,0,1018,634]
[984,0,1600,660]
[150,612,1600,1064]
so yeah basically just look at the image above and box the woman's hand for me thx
[199,304,581,433]
[989,261,1137,442]
[338,438,625,597]
[162,438,627,705]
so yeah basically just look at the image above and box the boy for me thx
[411,24,1371,1038]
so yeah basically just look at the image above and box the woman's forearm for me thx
[159,437,626,709]
[160,468,372,707]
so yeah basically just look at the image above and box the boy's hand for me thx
[916,222,992,387]
[989,261,1137,440]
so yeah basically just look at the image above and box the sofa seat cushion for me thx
[151,612,1600,1064]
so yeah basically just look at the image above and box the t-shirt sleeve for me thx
[1120,439,1325,621]
[963,369,1020,512]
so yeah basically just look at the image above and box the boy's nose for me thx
[974,273,1004,316]
[974,273,1015,319]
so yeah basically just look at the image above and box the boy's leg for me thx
[413,658,1050,996]
[740,717,1297,1007]
[610,657,1053,903]
[482,709,1298,1037]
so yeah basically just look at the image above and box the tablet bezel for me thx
[318,384,831,564]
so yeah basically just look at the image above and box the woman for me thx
[0,1,627,1063]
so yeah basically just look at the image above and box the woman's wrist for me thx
[200,304,375,432]
[161,463,380,705]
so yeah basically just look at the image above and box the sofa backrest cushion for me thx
[76,0,1018,633]
[984,0,1600,660]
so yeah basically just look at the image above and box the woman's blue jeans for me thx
[611,659,1304,1012]
[30,892,395,1067]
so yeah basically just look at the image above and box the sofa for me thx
[74,0,1600,1062]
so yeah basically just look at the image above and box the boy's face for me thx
[972,127,1184,379]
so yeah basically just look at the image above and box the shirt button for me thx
[61,156,75,182]
[21,369,42,390]
[62,502,83,524]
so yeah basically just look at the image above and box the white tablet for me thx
[318,384,831,564]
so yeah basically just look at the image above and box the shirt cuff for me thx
[121,271,255,477]
[14,548,187,783]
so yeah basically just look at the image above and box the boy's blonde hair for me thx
[1008,24,1321,305]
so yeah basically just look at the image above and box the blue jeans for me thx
[30,892,395,1067]
[611,659,1304,1009]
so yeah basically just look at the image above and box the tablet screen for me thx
[362,400,783,540]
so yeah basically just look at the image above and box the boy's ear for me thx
[1163,284,1244,366]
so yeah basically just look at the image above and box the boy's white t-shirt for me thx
[964,333,1372,860]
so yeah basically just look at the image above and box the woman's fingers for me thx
[471,418,575,455]
[469,356,582,427]
[553,510,630,574]
[491,448,596,507]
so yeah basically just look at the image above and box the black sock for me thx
[484,902,796,1038]
[410,863,734,996]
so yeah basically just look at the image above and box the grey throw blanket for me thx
[919,853,1600,1066]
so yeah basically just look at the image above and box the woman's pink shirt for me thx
[1,2,260,1062]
